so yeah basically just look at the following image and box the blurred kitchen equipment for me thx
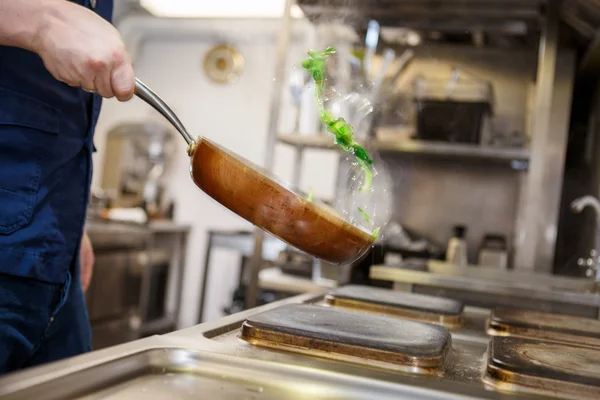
[134,78,374,265]
[371,50,416,134]
[88,187,116,220]
[413,69,494,144]
[356,47,396,140]
[383,222,441,254]
[446,225,468,267]
[370,48,396,99]
[477,234,508,269]
[363,20,380,80]
[275,248,314,278]
[388,49,415,87]
[289,70,306,132]
[101,122,175,215]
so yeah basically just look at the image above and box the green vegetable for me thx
[356,159,372,193]
[301,47,374,190]
[371,227,380,240]
[358,207,371,223]
[302,46,380,239]
[306,188,315,202]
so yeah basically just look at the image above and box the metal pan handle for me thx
[134,78,195,146]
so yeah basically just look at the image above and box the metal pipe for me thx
[571,195,600,216]
[571,195,600,280]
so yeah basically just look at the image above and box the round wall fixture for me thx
[203,44,244,84]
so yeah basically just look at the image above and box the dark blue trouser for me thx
[0,271,92,374]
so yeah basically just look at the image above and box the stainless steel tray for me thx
[0,347,457,400]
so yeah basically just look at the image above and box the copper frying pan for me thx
[134,78,374,265]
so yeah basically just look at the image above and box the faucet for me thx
[571,195,600,281]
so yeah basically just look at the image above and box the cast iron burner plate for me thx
[484,336,600,399]
[488,308,600,348]
[325,285,464,327]
[240,303,451,374]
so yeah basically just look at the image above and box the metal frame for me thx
[245,0,297,308]
[514,0,576,272]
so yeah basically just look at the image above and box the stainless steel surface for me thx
[370,264,600,317]
[134,78,195,146]
[0,347,450,400]
[0,291,543,400]
[86,220,150,250]
[514,0,575,272]
[85,219,189,349]
[259,267,338,293]
[424,259,598,292]
[85,251,135,322]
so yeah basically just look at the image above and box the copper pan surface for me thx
[133,77,374,265]
[189,138,374,265]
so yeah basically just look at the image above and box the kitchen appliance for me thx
[477,234,508,269]
[5,281,600,399]
[101,122,175,214]
[446,225,468,267]
[134,78,375,265]
[413,71,494,144]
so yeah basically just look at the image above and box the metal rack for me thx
[245,0,575,308]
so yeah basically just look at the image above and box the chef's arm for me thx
[0,0,135,101]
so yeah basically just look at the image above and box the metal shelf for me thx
[296,0,542,32]
[278,134,530,166]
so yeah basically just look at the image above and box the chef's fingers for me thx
[111,52,135,102]
[93,68,114,99]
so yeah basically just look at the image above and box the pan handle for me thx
[134,78,195,145]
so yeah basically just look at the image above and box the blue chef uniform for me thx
[0,0,113,373]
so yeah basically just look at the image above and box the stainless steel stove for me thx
[1,284,599,399]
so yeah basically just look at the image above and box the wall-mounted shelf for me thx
[278,133,530,167]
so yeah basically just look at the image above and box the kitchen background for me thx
[83,0,600,348]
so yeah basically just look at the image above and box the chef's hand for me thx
[33,0,135,101]
[80,231,95,294]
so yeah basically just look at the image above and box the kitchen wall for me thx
[92,17,339,327]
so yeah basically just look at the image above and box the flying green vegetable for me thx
[301,46,379,239]
[301,46,373,192]
[306,187,315,202]
[358,207,371,223]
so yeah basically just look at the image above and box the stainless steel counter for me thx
[0,291,541,400]
[371,261,600,318]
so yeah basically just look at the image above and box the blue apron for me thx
[0,0,113,283]
[0,0,114,373]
